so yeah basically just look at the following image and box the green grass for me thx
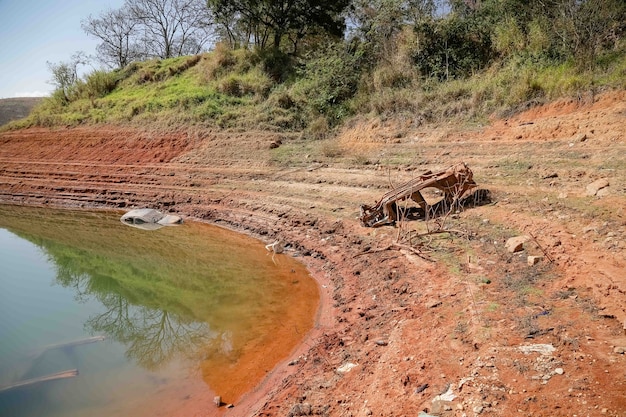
[5,40,625,133]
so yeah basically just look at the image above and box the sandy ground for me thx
[1,91,625,417]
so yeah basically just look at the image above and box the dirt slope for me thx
[0,91,625,417]
[0,97,42,126]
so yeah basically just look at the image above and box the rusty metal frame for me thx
[359,162,477,227]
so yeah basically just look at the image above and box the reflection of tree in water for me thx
[85,293,215,370]
[52,257,230,371]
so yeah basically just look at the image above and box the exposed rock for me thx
[337,362,358,373]
[506,235,530,253]
[527,255,543,266]
[432,387,456,402]
[519,344,556,355]
[596,187,611,197]
[586,178,610,196]
[213,396,222,407]
[554,368,564,375]
[614,346,626,354]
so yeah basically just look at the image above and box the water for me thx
[0,205,318,417]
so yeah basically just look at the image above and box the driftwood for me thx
[0,369,78,393]
[30,335,105,360]
[359,162,477,227]
[41,335,106,352]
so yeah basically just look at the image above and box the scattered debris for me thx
[265,240,284,254]
[359,162,477,227]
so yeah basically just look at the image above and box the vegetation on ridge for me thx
[6,0,626,134]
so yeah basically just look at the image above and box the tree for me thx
[47,52,89,102]
[553,0,626,69]
[208,0,350,52]
[127,0,214,59]
[83,0,214,64]
[82,7,141,68]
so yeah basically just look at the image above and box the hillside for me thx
[0,97,43,127]
[0,90,624,416]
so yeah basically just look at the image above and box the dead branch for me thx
[525,230,555,263]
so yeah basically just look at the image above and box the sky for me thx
[0,0,125,98]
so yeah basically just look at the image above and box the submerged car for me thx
[120,208,183,230]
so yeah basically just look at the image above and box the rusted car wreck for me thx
[359,162,477,227]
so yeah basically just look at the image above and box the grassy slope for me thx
[4,42,626,135]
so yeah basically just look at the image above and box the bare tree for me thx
[127,0,214,59]
[82,7,141,68]
[46,52,89,102]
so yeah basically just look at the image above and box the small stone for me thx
[613,346,626,354]
[473,405,484,414]
[527,255,543,266]
[337,362,358,373]
[214,396,222,407]
[226,403,234,408]
[506,236,530,253]
[375,340,388,346]
[554,368,564,375]
[601,408,608,414]
[576,133,588,142]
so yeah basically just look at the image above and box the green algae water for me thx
[0,205,318,417]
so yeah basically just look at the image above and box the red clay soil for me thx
[1,91,625,417]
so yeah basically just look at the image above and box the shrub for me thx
[77,70,118,100]
[412,14,494,80]
[289,43,362,124]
